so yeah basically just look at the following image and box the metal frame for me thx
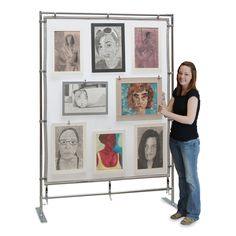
[36,11,176,223]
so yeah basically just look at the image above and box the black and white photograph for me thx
[135,123,167,176]
[62,81,108,115]
[54,124,84,171]
[54,31,80,72]
[91,23,125,72]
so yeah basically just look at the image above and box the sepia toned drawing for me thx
[54,31,80,72]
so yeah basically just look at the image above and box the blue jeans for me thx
[170,137,201,220]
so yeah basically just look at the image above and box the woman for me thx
[138,129,163,169]
[95,27,121,70]
[56,127,80,170]
[56,34,80,71]
[127,83,154,115]
[96,133,121,170]
[159,61,201,225]
[135,31,157,68]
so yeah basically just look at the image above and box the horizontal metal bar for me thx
[40,12,173,22]
[43,16,170,22]
[45,174,170,186]
[44,192,108,199]
[43,187,171,200]
[40,11,173,17]
[108,187,170,194]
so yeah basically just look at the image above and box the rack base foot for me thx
[162,197,177,208]
[36,207,47,223]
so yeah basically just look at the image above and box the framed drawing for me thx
[91,23,125,73]
[47,123,86,182]
[62,81,108,115]
[134,27,159,69]
[54,31,80,72]
[135,123,167,176]
[116,77,162,121]
[94,130,125,178]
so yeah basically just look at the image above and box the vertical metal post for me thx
[170,165,176,206]
[171,14,174,91]
[162,15,176,208]
[108,181,112,200]
[170,14,176,207]
[36,11,47,223]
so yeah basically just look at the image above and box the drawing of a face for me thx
[59,129,79,160]
[103,134,116,149]
[65,34,75,47]
[74,89,88,108]
[144,137,157,161]
[98,34,118,61]
[132,90,148,112]
[127,83,154,115]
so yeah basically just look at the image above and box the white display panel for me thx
[45,16,169,183]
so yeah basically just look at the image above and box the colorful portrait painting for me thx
[116,77,162,121]
[95,132,124,171]
[121,82,158,116]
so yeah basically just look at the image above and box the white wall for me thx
[1,0,235,235]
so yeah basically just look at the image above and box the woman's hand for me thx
[158,104,169,117]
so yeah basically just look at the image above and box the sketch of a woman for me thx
[138,129,163,169]
[55,33,80,71]
[135,29,158,68]
[95,27,122,70]
[56,127,81,170]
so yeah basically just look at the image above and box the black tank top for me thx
[170,88,200,141]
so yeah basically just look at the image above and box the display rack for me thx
[36,11,176,223]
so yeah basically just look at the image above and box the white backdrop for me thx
[1,0,235,235]
[45,16,169,182]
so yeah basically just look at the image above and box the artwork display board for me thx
[42,13,173,184]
